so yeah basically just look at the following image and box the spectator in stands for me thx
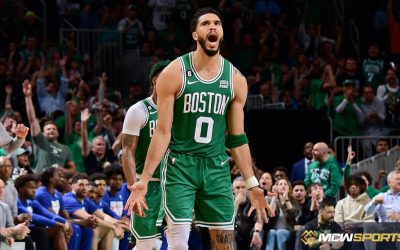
[102,164,130,250]
[308,64,336,113]
[63,173,123,250]
[0,178,33,248]
[63,100,92,173]
[0,156,32,225]
[81,108,116,175]
[291,142,314,182]
[376,68,400,132]
[148,0,175,32]
[376,138,390,154]
[259,172,274,195]
[11,148,34,183]
[232,177,258,250]
[266,178,298,250]
[0,119,29,155]
[356,171,381,198]
[272,166,289,182]
[335,174,374,225]
[292,181,311,250]
[365,169,400,222]
[35,167,79,249]
[35,56,70,117]
[336,57,363,90]
[305,142,342,203]
[88,174,119,219]
[361,42,385,90]
[17,36,45,77]
[292,181,310,228]
[23,80,76,174]
[333,80,362,137]
[118,4,144,50]
[307,183,327,221]
[354,85,386,156]
[302,200,344,250]
[118,4,144,86]
[15,174,69,250]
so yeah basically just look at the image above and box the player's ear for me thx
[192,31,198,41]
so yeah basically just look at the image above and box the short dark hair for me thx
[272,166,288,177]
[103,163,124,180]
[345,175,367,193]
[190,7,222,32]
[71,173,89,184]
[43,120,56,128]
[292,180,307,191]
[89,173,107,183]
[319,200,335,211]
[14,174,38,191]
[40,167,57,186]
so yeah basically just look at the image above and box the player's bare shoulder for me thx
[232,66,247,98]
[156,58,183,95]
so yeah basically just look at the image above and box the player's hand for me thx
[248,186,275,223]
[125,180,148,217]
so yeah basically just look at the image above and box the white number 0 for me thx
[194,117,214,143]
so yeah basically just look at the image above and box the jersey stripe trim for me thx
[140,101,149,129]
[146,96,157,109]
[189,52,224,83]
[176,57,187,99]
[230,63,234,100]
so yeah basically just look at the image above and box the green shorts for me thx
[130,180,163,240]
[161,149,234,229]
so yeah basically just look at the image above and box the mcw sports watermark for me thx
[302,230,400,244]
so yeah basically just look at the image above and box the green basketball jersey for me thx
[135,97,160,178]
[362,58,384,89]
[170,52,234,157]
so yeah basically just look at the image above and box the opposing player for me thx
[121,60,170,249]
[126,8,274,249]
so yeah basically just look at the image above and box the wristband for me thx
[245,176,259,190]
[226,133,249,148]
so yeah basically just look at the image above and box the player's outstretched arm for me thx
[227,67,275,222]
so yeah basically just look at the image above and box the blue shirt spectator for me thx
[365,170,400,222]
[17,198,66,227]
[35,185,64,215]
[63,191,98,216]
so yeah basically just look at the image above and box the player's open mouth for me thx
[207,34,218,45]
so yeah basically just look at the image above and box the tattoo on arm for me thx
[233,66,244,78]
[122,134,134,149]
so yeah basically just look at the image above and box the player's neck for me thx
[192,50,221,72]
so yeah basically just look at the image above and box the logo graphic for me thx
[187,80,198,85]
[221,158,229,166]
[219,80,229,89]
[301,230,317,246]
[187,70,193,77]
[149,111,157,115]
